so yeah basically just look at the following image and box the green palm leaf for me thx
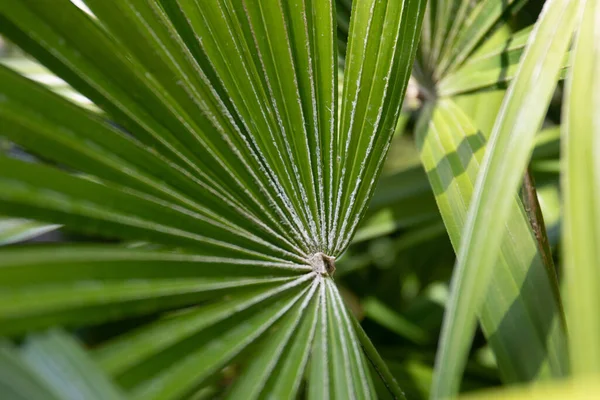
[0,0,427,397]
[438,27,570,96]
[562,0,600,376]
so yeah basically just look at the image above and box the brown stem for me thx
[520,168,566,325]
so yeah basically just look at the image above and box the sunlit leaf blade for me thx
[0,342,61,400]
[0,65,302,258]
[0,217,59,246]
[420,0,455,75]
[437,27,532,96]
[439,27,571,96]
[427,0,472,74]
[460,378,600,400]
[0,155,304,262]
[0,0,308,249]
[416,99,567,385]
[435,0,527,78]
[20,330,125,400]
[430,0,580,396]
[562,0,600,377]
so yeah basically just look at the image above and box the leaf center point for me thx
[308,252,336,276]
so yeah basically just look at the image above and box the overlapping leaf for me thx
[562,0,600,377]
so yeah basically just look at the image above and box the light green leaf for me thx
[430,0,580,395]
[435,0,526,78]
[439,27,571,97]
[562,0,600,377]
[460,378,600,400]
[416,99,567,386]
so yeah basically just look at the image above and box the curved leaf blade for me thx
[562,0,600,376]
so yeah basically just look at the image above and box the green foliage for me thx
[0,0,599,399]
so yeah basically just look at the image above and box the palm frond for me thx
[0,0,428,397]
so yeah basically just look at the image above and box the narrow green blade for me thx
[439,27,571,96]
[225,282,320,399]
[0,156,297,262]
[0,246,306,334]
[333,0,427,253]
[362,297,431,345]
[562,0,600,376]
[436,0,526,77]
[0,217,59,246]
[93,276,313,381]
[130,282,312,400]
[259,287,320,398]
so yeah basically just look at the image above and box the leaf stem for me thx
[520,168,566,326]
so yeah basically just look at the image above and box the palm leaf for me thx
[562,0,600,376]
[438,27,570,96]
[434,0,527,78]
[0,0,427,397]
